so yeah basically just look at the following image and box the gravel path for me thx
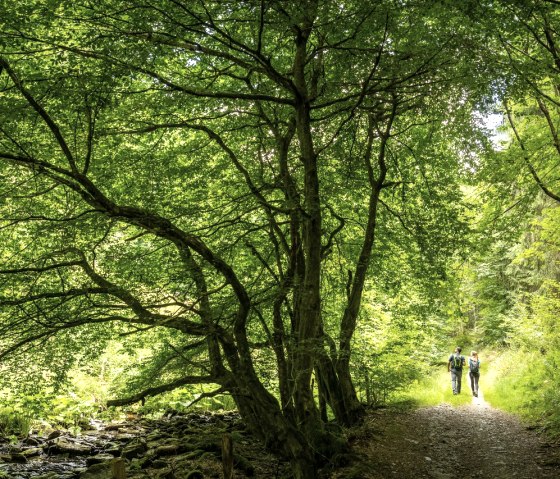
[331,392,560,479]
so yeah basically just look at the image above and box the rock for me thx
[20,447,42,457]
[86,453,116,466]
[155,468,175,479]
[101,442,121,457]
[134,454,154,469]
[104,424,121,432]
[80,461,112,479]
[23,436,42,446]
[146,431,167,442]
[47,430,63,440]
[49,436,93,456]
[121,439,147,459]
[79,458,125,479]
[5,452,27,464]
[155,444,181,457]
[190,437,221,454]
[184,449,205,460]
[151,459,168,469]
[234,453,255,476]
[185,471,204,479]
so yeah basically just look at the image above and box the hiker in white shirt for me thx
[468,351,480,398]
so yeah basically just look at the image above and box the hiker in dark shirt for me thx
[447,347,465,395]
[468,351,480,397]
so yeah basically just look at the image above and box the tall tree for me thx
[0,1,488,475]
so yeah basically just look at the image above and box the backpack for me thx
[451,354,464,369]
[469,358,480,373]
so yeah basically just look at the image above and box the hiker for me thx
[447,346,465,395]
[468,351,480,397]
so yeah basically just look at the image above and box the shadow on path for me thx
[331,396,560,479]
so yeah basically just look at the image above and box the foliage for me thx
[457,191,560,433]
[0,0,559,474]
[0,407,32,438]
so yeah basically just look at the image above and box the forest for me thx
[0,0,559,478]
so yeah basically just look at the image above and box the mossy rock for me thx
[195,437,221,453]
[185,471,204,479]
[230,431,245,442]
[234,453,255,476]
[199,451,219,461]
[155,468,175,479]
[184,449,205,460]
[151,458,169,469]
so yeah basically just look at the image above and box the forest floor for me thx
[332,391,560,479]
[3,391,560,478]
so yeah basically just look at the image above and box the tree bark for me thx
[338,105,397,420]
[222,434,233,479]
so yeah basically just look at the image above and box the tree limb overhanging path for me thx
[334,397,560,479]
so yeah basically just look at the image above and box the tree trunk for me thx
[315,354,350,425]
[333,108,397,425]
[219,332,348,478]
[335,356,365,424]
[222,434,233,479]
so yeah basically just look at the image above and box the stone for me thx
[151,459,168,469]
[185,471,204,479]
[49,436,93,456]
[155,468,175,479]
[23,437,42,446]
[79,461,112,479]
[102,443,122,457]
[86,453,117,466]
[20,447,42,457]
[104,424,122,432]
[184,449,204,460]
[8,453,27,463]
[234,453,255,476]
[155,444,181,457]
[121,439,147,459]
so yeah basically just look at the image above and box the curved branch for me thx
[0,260,82,275]
[0,287,107,306]
[504,100,560,203]
[106,375,221,407]
[321,205,345,259]
[0,149,250,324]
[0,316,123,361]
[0,57,78,173]
[14,35,294,105]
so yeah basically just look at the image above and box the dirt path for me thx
[331,392,560,479]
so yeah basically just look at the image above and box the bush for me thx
[0,408,32,438]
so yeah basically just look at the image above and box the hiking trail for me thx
[332,390,560,479]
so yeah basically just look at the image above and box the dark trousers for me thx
[470,371,480,395]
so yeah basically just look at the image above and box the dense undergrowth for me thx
[482,349,560,437]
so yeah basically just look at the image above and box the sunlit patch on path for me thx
[471,388,489,407]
